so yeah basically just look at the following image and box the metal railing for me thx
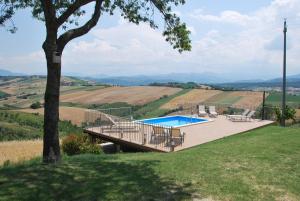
[84,109,184,151]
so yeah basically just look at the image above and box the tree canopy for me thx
[0,0,191,52]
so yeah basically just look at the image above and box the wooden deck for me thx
[84,115,274,152]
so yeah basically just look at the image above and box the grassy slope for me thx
[0,90,9,99]
[133,89,191,119]
[0,126,299,200]
[266,92,300,108]
[0,110,82,141]
[205,91,242,106]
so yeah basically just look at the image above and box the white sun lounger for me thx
[227,109,250,120]
[208,106,218,118]
[198,105,207,117]
[231,111,256,122]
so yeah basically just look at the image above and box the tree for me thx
[0,0,191,163]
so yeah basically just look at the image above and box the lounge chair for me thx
[208,106,218,117]
[198,105,207,117]
[151,126,168,143]
[231,111,256,122]
[103,114,139,133]
[170,128,185,145]
[227,109,250,120]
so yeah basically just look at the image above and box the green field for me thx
[266,92,300,108]
[0,110,82,141]
[0,91,9,99]
[133,89,191,119]
[0,76,102,109]
[1,125,299,200]
[205,91,242,105]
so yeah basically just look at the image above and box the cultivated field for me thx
[161,89,265,110]
[60,86,182,105]
[297,109,300,118]
[202,91,265,109]
[0,140,42,165]
[266,92,300,108]
[18,106,87,126]
[0,76,96,108]
[161,89,222,109]
[232,91,266,110]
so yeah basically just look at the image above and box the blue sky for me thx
[0,0,300,80]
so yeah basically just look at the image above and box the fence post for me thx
[170,127,175,152]
[262,91,266,120]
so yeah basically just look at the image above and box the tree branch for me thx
[56,0,95,27]
[40,0,56,29]
[57,0,103,52]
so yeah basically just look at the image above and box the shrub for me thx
[62,134,102,156]
[30,102,42,109]
[62,134,81,155]
[275,106,296,123]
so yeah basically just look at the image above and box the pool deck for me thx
[176,115,273,151]
[84,115,274,152]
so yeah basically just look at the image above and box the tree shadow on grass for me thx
[0,155,194,201]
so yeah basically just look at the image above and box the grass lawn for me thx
[0,125,300,201]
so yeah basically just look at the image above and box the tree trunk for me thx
[42,46,61,163]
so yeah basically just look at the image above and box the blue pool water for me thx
[139,116,208,127]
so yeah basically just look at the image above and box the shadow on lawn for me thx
[0,155,194,201]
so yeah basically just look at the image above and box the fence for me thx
[84,109,183,152]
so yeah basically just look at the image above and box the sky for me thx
[0,0,300,81]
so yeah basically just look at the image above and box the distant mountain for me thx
[267,74,300,83]
[0,69,25,76]
[214,74,300,89]
[86,72,232,86]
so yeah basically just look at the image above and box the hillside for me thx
[161,89,266,110]
[214,74,300,90]
[0,76,99,108]
[0,126,299,200]
[60,86,182,106]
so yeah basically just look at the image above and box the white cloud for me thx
[1,0,300,79]
[190,9,255,26]
[186,0,300,77]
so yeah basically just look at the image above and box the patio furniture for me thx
[198,105,207,117]
[208,106,218,118]
[230,111,256,122]
[227,109,250,120]
[151,126,168,143]
[170,128,185,145]
[103,114,139,133]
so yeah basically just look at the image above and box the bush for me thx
[275,106,296,123]
[30,102,42,109]
[62,134,102,156]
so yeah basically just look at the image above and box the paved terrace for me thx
[84,115,274,152]
[176,115,273,151]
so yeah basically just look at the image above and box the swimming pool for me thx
[138,115,209,128]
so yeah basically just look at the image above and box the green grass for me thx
[266,92,300,108]
[0,91,9,99]
[133,89,191,119]
[205,92,242,106]
[1,125,299,200]
[0,121,42,141]
[0,110,82,141]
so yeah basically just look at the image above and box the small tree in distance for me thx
[0,0,191,164]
